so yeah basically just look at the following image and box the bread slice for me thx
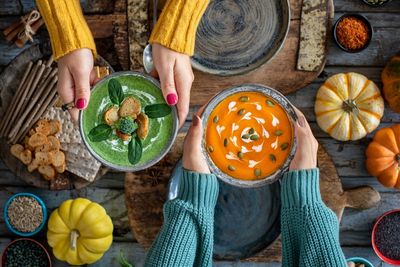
[49,120,61,135]
[28,133,48,148]
[119,97,141,119]
[35,151,53,166]
[27,158,39,173]
[116,128,131,141]
[54,162,66,173]
[28,128,36,136]
[136,113,149,139]
[104,107,120,126]
[11,144,24,159]
[50,150,65,167]
[47,136,60,150]
[19,150,33,165]
[38,165,55,180]
[35,119,50,136]
[34,141,53,154]
[24,136,35,151]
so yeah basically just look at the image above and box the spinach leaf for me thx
[88,124,113,142]
[128,135,143,165]
[144,103,172,118]
[108,78,124,106]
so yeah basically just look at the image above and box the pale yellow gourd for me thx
[315,73,384,141]
[47,198,113,265]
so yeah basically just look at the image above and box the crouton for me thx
[35,151,53,166]
[116,128,131,141]
[10,144,24,159]
[49,120,61,135]
[119,97,140,119]
[104,107,120,126]
[28,158,39,173]
[34,141,53,154]
[136,113,149,139]
[54,162,66,173]
[50,150,65,167]
[38,165,55,180]
[47,136,60,150]
[28,133,47,148]
[19,150,33,165]
[35,119,50,136]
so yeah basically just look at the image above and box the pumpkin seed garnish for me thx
[224,138,229,147]
[228,165,235,171]
[266,100,275,107]
[213,116,219,123]
[238,151,244,159]
[270,154,276,162]
[238,108,245,115]
[280,143,289,150]
[208,146,214,152]
[274,130,283,136]
[240,96,249,102]
[250,134,260,141]
[249,127,255,135]
[255,168,261,177]
[242,134,250,139]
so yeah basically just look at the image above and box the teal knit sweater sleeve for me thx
[143,169,219,267]
[281,168,347,267]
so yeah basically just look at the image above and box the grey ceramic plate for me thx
[167,158,281,261]
[201,84,297,188]
[79,71,179,172]
[191,0,290,76]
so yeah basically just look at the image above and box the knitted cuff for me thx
[149,0,210,56]
[36,0,97,61]
[178,169,219,209]
[281,168,322,208]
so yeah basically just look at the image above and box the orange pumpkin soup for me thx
[205,92,293,180]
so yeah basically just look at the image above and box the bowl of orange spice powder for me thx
[334,13,373,53]
[201,84,297,188]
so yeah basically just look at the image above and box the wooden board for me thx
[125,134,380,262]
[0,44,109,190]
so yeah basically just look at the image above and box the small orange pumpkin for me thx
[382,50,400,113]
[366,124,400,189]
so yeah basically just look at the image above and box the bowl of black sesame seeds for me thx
[4,193,47,236]
[1,238,52,267]
[362,0,392,7]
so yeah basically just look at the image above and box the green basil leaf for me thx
[144,103,172,118]
[88,124,112,142]
[128,135,142,165]
[108,78,124,106]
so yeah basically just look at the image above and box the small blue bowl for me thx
[347,257,374,267]
[4,193,47,236]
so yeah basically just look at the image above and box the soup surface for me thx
[205,92,293,180]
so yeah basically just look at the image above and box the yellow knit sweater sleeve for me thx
[149,0,210,56]
[36,0,97,61]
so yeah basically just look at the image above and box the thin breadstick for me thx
[46,55,54,68]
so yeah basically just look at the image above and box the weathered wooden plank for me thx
[335,12,400,28]
[341,177,397,193]
[340,231,372,247]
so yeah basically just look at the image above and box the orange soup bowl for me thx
[201,84,297,188]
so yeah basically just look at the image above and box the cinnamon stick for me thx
[0,61,33,137]
[15,17,45,48]
[3,8,37,37]
[6,13,41,43]
[8,71,58,139]
[3,60,42,137]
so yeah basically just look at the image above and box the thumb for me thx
[71,68,91,110]
[158,66,178,105]
[185,115,204,152]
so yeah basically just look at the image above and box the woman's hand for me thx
[289,108,318,171]
[150,43,194,129]
[57,48,100,123]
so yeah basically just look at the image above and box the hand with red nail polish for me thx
[149,43,194,129]
[289,107,318,171]
[57,48,101,124]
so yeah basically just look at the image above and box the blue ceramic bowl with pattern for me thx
[347,257,374,267]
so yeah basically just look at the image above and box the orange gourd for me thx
[366,124,400,189]
[382,50,400,113]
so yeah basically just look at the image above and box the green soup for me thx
[82,74,173,166]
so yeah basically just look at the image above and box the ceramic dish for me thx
[167,158,281,260]
[334,13,374,53]
[1,238,52,267]
[201,84,297,188]
[79,71,179,172]
[346,257,374,267]
[191,0,290,76]
[4,193,47,236]
[362,0,392,7]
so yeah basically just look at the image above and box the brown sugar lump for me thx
[49,120,61,135]
[35,119,50,136]
[104,107,120,126]
[19,150,33,165]
[50,150,65,167]
[119,97,141,119]
[47,136,60,150]
[38,165,55,180]
[35,151,53,166]
[10,144,24,159]
[136,113,149,139]
[34,141,53,154]
[28,133,48,148]
[27,158,39,173]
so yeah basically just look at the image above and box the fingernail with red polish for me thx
[76,98,86,109]
[192,115,200,126]
[298,116,306,127]
[167,94,177,105]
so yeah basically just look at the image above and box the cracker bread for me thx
[136,113,149,139]
[54,162,66,173]
[20,150,33,165]
[42,107,82,143]
[119,97,140,119]
[38,165,55,180]
[28,133,48,148]
[51,150,65,167]
[28,158,39,173]
[36,151,53,166]
[34,141,53,154]
[62,149,101,171]
[35,119,50,136]
[11,144,24,159]
[65,159,99,181]
[48,136,60,150]
[49,120,61,135]
[104,107,120,126]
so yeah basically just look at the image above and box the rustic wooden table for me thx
[0,0,399,266]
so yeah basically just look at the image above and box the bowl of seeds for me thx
[1,238,51,267]
[372,209,400,264]
[4,193,47,236]
[347,257,374,267]
[362,0,392,7]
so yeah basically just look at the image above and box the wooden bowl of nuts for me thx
[362,0,392,7]
[4,193,47,236]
